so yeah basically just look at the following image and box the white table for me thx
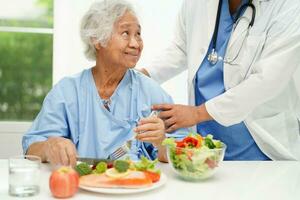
[0,160,299,200]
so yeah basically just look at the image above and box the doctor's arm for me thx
[205,11,300,126]
[152,104,212,132]
[153,28,300,130]
[140,1,187,83]
[153,5,300,130]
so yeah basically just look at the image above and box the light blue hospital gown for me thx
[22,68,187,160]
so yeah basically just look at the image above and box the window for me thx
[0,0,53,121]
[0,0,186,122]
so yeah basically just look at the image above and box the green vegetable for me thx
[162,138,176,148]
[204,135,216,149]
[75,162,92,176]
[134,156,160,173]
[168,147,217,180]
[213,140,223,148]
[114,160,130,173]
[94,161,107,174]
[162,133,225,180]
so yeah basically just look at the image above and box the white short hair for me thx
[80,0,137,61]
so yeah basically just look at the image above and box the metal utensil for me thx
[108,110,160,160]
[76,157,114,166]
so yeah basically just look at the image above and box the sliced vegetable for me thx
[175,141,186,148]
[105,168,130,178]
[205,158,218,169]
[163,133,225,180]
[134,156,160,173]
[183,136,201,148]
[143,170,161,183]
[162,138,176,148]
[214,140,223,148]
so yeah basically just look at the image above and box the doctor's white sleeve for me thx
[143,1,187,84]
[205,2,300,126]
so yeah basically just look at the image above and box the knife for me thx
[76,157,114,166]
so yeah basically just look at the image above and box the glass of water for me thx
[8,155,41,197]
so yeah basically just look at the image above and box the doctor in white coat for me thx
[141,0,300,160]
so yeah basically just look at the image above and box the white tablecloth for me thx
[0,160,299,200]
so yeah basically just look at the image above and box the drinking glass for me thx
[8,155,41,197]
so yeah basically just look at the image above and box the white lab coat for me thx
[146,0,300,160]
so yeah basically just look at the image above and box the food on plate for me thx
[134,156,161,183]
[163,133,226,180]
[94,161,107,174]
[143,170,161,183]
[76,156,161,189]
[75,162,93,176]
[49,166,79,198]
[105,168,130,178]
[114,160,130,172]
[80,170,152,188]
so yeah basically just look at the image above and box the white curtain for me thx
[53,0,187,104]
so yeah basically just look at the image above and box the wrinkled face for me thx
[98,11,143,68]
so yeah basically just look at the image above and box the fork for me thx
[108,110,160,160]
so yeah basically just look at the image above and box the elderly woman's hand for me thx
[44,137,77,167]
[134,116,166,148]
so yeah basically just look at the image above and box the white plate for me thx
[79,173,167,194]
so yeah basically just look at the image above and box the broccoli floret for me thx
[114,160,130,173]
[75,162,92,176]
[95,161,107,174]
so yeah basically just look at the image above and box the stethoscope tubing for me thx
[208,0,256,65]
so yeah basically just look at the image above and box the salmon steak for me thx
[79,170,153,189]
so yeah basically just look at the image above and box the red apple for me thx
[49,166,79,198]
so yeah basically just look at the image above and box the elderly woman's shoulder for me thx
[50,69,91,95]
[130,69,162,89]
[129,69,172,102]
[56,69,89,86]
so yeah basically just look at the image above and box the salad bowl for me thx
[163,134,226,181]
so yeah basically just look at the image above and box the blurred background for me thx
[0,0,185,157]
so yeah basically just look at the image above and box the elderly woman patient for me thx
[22,0,185,166]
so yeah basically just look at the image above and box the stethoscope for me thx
[207,0,256,65]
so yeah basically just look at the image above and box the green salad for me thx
[163,134,226,180]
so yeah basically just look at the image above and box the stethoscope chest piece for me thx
[207,0,256,66]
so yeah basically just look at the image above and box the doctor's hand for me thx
[44,137,77,167]
[134,116,166,147]
[152,104,213,132]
